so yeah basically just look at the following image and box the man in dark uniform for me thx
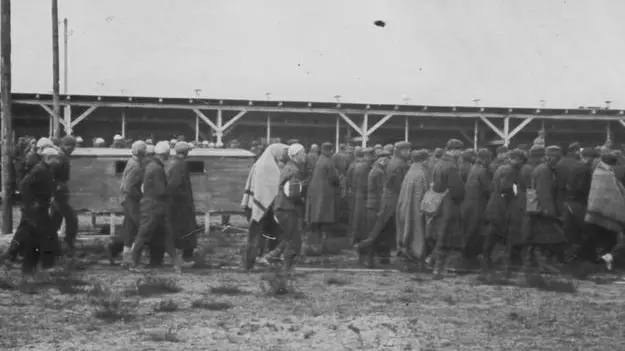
[555,142,580,216]
[50,136,78,258]
[356,141,411,266]
[3,148,62,276]
[109,140,147,265]
[167,142,198,267]
[130,141,182,272]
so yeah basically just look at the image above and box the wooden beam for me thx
[335,116,339,152]
[195,113,199,142]
[13,98,625,121]
[619,119,625,129]
[404,117,408,142]
[266,115,271,142]
[69,105,97,128]
[473,119,478,150]
[366,114,394,136]
[193,109,219,131]
[40,104,67,127]
[458,130,473,145]
[1,0,12,234]
[479,116,505,140]
[121,111,126,139]
[508,117,534,140]
[361,113,368,147]
[338,112,363,135]
[221,110,247,132]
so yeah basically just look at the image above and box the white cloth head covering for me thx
[202,140,209,145]
[131,140,147,156]
[146,144,155,155]
[36,137,53,149]
[174,141,192,154]
[75,136,84,143]
[94,137,105,144]
[170,139,177,144]
[287,143,305,158]
[154,141,170,155]
[41,147,60,156]
[113,134,123,141]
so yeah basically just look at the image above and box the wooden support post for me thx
[204,212,211,235]
[606,121,612,144]
[509,117,534,141]
[335,117,340,152]
[503,117,510,146]
[63,105,71,135]
[361,113,368,147]
[121,111,126,139]
[216,109,223,147]
[266,114,271,142]
[195,113,199,142]
[51,0,61,139]
[109,213,115,237]
[479,116,506,140]
[1,0,12,234]
[68,105,96,129]
[473,119,478,150]
[404,117,409,142]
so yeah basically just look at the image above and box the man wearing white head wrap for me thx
[2,145,62,274]
[129,140,182,272]
[94,137,106,147]
[108,140,148,265]
[259,142,307,271]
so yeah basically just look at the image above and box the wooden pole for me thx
[404,117,409,142]
[63,18,68,94]
[195,113,199,142]
[51,0,60,138]
[473,119,478,150]
[1,0,12,234]
[265,114,271,142]
[335,116,339,153]
[121,111,126,139]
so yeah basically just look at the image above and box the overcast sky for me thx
[8,0,625,108]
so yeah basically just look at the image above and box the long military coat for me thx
[484,164,521,238]
[395,162,428,259]
[306,154,340,224]
[460,162,491,254]
[347,159,371,244]
[166,156,198,251]
[429,154,465,249]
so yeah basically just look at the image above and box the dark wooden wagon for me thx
[68,147,255,234]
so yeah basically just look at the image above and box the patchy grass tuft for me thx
[144,326,181,343]
[324,275,350,286]
[0,273,17,291]
[191,299,233,311]
[91,294,137,322]
[524,273,578,293]
[154,298,180,312]
[54,274,90,295]
[125,275,182,297]
[210,285,246,296]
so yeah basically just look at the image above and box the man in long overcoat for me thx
[110,141,147,265]
[460,149,492,263]
[305,142,339,254]
[460,149,477,184]
[563,147,597,261]
[429,139,465,279]
[523,145,567,268]
[489,145,509,174]
[130,141,182,272]
[396,149,429,264]
[4,148,62,274]
[347,148,373,245]
[166,142,198,266]
[356,142,411,266]
[555,142,580,216]
[482,149,525,273]
[306,144,320,182]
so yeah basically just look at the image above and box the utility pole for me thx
[1,0,13,234]
[51,0,60,138]
[63,18,68,94]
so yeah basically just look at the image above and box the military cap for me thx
[321,142,333,152]
[445,138,464,150]
[477,148,492,160]
[36,137,54,149]
[377,150,392,158]
[545,145,562,157]
[146,145,155,155]
[174,141,192,154]
[462,148,476,158]
[41,147,60,156]
[374,144,383,150]
[395,141,412,150]
[434,148,444,158]
[411,149,429,163]
[567,142,581,152]
[383,143,394,152]
[154,141,171,155]
[529,145,545,158]
[581,147,598,158]
[363,147,375,156]
[496,145,509,154]
[354,148,365,158]
[61,136,76,146]
[508,149,526,161]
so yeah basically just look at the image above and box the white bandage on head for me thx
[154,141,170,155]
[41,147,60,156]
[287,143,304,159]
[36,137,54,149]
[113,134,123,141]
[146,144,155,155]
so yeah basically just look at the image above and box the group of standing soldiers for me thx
[107,140,199,273]
[2,136,78,276]
[259,137,625,281]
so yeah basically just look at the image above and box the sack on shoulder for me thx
[525,188,540,214]
[420,183,448,216]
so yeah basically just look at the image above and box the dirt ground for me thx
[1,215,624,350]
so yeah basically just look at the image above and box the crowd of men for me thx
[248,136,625,282]
[2,135,202,278]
